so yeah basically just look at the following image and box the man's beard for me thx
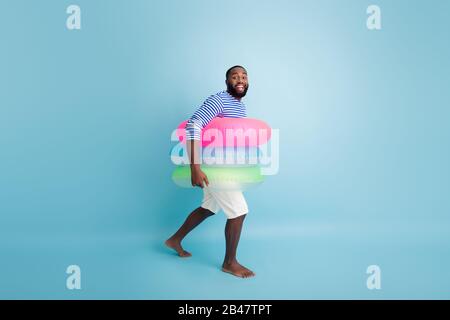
[227,83,249,99]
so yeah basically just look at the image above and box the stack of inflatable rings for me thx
[172,117,272,191]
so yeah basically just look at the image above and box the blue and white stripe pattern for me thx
[185,91,247,140]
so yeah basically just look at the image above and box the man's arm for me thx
[185,94,223,188]
[186,139,209,188]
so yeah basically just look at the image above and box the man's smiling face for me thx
[226,67,249,99]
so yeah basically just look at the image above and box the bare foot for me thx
[222,261,255,278]
[165,238,192,257]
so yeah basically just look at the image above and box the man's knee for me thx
[199,207,215,216]
[227,213,247,221]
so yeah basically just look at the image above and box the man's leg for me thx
[222,214,255,278]
[165,207,215,257]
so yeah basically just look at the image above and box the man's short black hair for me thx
[226,65,247,79]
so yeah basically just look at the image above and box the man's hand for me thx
[191,165,209,188]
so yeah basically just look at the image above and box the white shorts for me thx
[201,187,248,219]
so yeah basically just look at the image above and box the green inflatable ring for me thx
[172,165,264,191]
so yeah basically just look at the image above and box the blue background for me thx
[1,0,449,299]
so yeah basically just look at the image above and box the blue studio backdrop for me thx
[1,0,449,299]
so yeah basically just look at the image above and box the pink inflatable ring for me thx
[176,117,271,147]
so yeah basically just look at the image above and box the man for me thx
[165,66,255,278]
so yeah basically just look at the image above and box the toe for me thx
[180,251,191,257]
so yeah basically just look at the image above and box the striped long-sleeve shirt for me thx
[185,90,247,140]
